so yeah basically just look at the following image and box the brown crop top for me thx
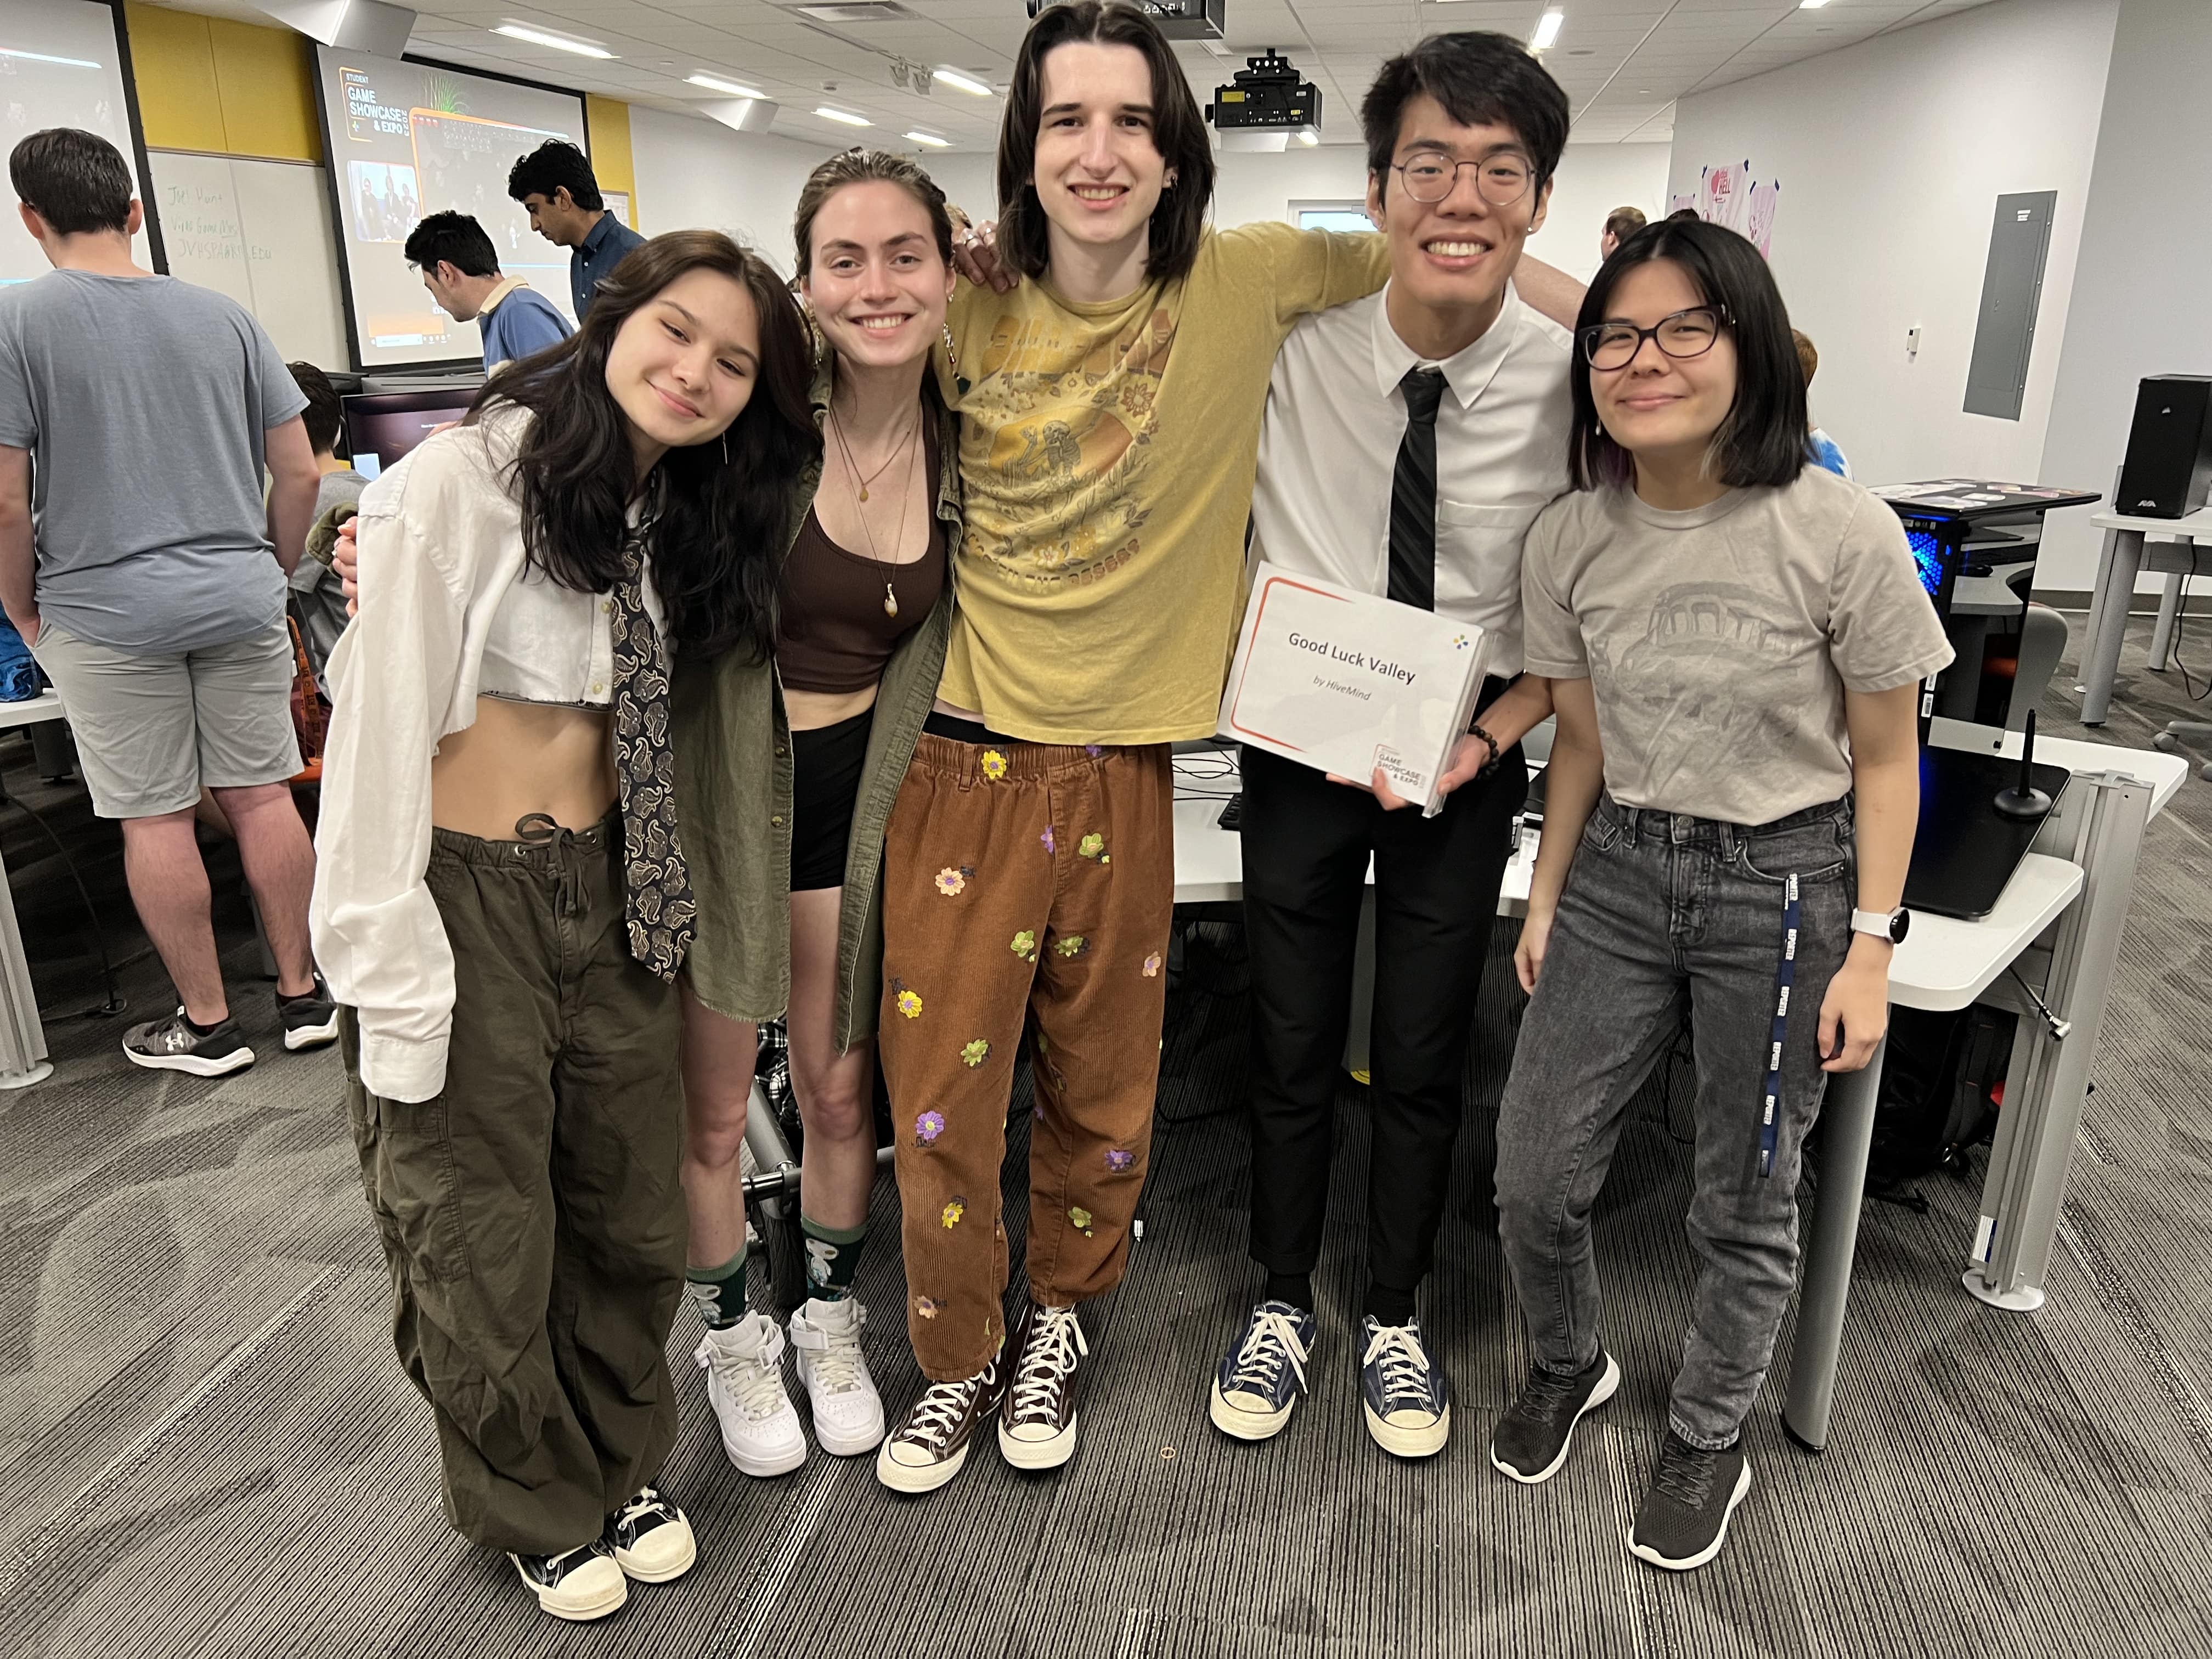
[776,416,946,695]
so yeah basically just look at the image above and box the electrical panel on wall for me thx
[1963,190,2057,422]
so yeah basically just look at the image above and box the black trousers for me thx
[1239,732,1526,1294]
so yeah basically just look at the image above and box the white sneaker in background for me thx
[789,1296,886,1455]
[695,1311,807,1476]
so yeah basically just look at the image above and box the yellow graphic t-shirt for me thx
[939,222,1390,744]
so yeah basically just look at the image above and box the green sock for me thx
[685,1249,748,1330]
[800,1214,866,1302]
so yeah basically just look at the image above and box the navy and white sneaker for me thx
[508,1539,627,1621]
[1358,1316,1450,1458]
[1208,1300,1316,1442]
[602,1485,696,1583]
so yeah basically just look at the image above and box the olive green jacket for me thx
[672,353,960,1051]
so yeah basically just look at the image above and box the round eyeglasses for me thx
[1577,306,1732,371]
[1391,153,1535,208]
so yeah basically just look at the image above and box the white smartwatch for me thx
[1850,906,1910,945]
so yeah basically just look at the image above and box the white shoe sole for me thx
[1363,1400,1451,1459]
[1209,1378,1295,1442]
[282,1016,340,1052]
[511,1559,628,1621]
[125,1043,255,1077]
[998,1409,1078,1470]
[1491,1354,1622,1485]
[876,1434,971,1494]
[811,1407,886,1457]
[613,1533,697,1584]
[1629,1459,1753,1571]
[721,1429,806,1478]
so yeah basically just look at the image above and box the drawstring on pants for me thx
[515,812,588,919]
[1758,872,1802,1179]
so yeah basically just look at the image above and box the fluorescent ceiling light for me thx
[905,131,951,147]
[0,47,101,68]
[1530,9,1564,49]
[493,22,613,58]
[1297,130,1318,146]
[1799,0,1833,8]
[689,74,768,98]
[815,106,872,126]
[934,67,994,97]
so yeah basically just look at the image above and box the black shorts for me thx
[791,708,872,891]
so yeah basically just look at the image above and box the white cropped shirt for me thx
[309,407,663,1103]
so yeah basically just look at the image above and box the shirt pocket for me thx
[1434,502,1543,609]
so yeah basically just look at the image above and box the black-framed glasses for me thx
[1577,306,1733,371]
[1391,152,1534,207]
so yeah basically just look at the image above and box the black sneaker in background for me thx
[122,1009,256,1077]
[1629,1429,1752,1571]
[277,974,340,1052]
[1491,1347,1621,1484]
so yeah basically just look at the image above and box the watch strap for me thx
[1851,907,1898,940]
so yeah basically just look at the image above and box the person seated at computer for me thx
[311,230,816,1624]
[286,360,367,693]
[404,210,573,370]
[1489,218,1949,1572]
[1793,328,1852,478]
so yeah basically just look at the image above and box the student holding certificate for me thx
[1208,32,1578,1460]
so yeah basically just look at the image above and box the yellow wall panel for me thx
[585,95,637,222]
[208,19,320,162]
[122,3,225,155]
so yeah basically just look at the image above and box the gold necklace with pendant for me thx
[830,405,918,503]
[833,404,922,617]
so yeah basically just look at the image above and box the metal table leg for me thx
[2148,569,2184,672]
[2078,528,2143,726]
[1782,1034,1886,1452]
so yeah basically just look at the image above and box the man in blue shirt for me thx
[403,211,572,369]
[505,139,645,320]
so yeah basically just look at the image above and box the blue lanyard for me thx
[1758,872,1801,1180]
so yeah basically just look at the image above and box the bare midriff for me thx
[431,696,619,839]
[786,684,879,733]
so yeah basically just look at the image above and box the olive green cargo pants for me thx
[343,814,687,1556]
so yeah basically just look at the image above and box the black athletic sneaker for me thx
[277,975,340,1052]
[507,1539,627,1621]
[1629,1430,1752,1571]
[122,1009,256,1077]
[1491,1348,1621,1484]
[602,1485,696,1583]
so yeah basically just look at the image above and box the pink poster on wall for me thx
[1668,159,1780,256]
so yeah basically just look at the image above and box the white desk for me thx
[1169,725,2185,1452]
[0,689,68,1088]
[2077,505,2212,725]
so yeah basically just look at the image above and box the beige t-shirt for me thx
[1521,466,1954,825]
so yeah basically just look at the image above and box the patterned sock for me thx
[685,1248,748,1330]
[800,1214,866,1302]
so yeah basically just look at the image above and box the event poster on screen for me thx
[0,0,155,285]
[313,46,586,369]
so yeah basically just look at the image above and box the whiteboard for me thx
[148,149,349,369]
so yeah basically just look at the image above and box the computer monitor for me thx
[342,389,479,478]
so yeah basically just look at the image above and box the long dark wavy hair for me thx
[471,230,817,662]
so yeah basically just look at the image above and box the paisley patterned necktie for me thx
[608,518,695,980]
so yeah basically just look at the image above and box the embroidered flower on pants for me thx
[915,1110,946,1146]
[980,749,1008,781]
[934,866,972,898]
[1142,951,1163,978]
[894,982,923,1019]
[961,1038,991,1068]
[1011,929,1038,961]
[1069,1205,1094,1237]
[1105,1149,1136,1173]
[1054,935,1088,958]
[1040,826,1056,854]
[1077,833,1105,860]
[941,1197,966,1228]
[916,1296,939,1319]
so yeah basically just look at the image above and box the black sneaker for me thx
[1491,1348,1621,1484]
[1629,1430,1752,1571]
[602,1485,696,1583]
[277,975,340,1052]
[507,1539,627,1621]
[122,1008,255,1077]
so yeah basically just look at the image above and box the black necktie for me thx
[1389,366,1446,611]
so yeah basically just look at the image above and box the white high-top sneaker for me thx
[788,1296,886,1455]
[695,1311,806,1476]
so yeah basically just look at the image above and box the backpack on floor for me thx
[1866,1004,2016,1190]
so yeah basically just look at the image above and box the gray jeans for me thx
[1495,792,1854,1449]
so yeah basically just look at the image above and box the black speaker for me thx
[2116,374,2212,519]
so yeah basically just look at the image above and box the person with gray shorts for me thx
[0,128,337,1076]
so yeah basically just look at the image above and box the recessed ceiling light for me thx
[905,130,951,147]
[934,66,994,97]
[689,73,768,98]
[1799,0,1832,8]
[492,22,613,57]
[815,105,871,126]
[1530,9,1564,49]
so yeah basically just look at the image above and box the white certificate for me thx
[1217,563,1492,815]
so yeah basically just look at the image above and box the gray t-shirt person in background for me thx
[0,268,309,653]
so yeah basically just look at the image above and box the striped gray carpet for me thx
[2,616,2210,1657]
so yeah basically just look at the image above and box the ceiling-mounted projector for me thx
[1207,49,1319,144]
[1025,0,1225,39]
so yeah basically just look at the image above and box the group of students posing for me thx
[310,6,1952,1622]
